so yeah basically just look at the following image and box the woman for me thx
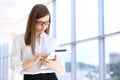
[10,4,65,80]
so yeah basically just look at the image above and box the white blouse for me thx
[10,32,65,75]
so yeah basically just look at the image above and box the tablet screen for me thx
[55,49,67,52]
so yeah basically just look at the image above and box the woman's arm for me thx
[10,35,49,73]
[22,53,48,70]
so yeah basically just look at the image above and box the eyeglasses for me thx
[36,20,50,26]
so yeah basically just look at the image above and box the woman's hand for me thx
[22,53,48,70]
[33,53,48,64]
[41,55,63,72]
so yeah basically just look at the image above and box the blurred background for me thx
[0,0,120,80]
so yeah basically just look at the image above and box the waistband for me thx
[24,72,56,76]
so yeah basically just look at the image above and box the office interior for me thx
[0,0,120,80]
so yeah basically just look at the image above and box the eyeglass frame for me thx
[36,20,50,26]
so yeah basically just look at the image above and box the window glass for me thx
[104,0,120,34]
[56,0,71,44]
[76,0,98,40]
[0,34,12,80]
[105,35,120,80]
[76,40,99,80]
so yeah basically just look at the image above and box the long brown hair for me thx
[24,4,51,55]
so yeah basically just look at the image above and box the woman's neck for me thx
[36,31,42,38]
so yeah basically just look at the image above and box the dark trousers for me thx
[24,73,58,80]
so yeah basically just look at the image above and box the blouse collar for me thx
[40,32,45,38]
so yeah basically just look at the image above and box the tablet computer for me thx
[47,49,67,59]
[41,49,67,69]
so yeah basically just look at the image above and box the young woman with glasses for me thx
[10,4,65,80]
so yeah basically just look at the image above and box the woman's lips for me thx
[40,29,44,31]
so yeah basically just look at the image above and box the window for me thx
[76,0,98,40]
[104,0,120,34]
[56,0,71,44]
[0,34,11,80]
[76,40,99,80]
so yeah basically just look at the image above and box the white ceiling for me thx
[0,0,52,35]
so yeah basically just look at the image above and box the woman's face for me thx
[36,15,50,34]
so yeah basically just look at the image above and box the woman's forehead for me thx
[37,15,50,22]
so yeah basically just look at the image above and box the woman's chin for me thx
[40,31,44,34]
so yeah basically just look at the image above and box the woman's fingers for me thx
[39,53,49,58]
[54,55,58,61]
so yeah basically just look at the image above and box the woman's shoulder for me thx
[15,33,24,38]
[14,33,25,42]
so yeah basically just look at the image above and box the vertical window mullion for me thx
[71,0,76,80]
[52,1,56,38]
[98,0,105,80]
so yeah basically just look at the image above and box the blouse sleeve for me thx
[10,36,23,73]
